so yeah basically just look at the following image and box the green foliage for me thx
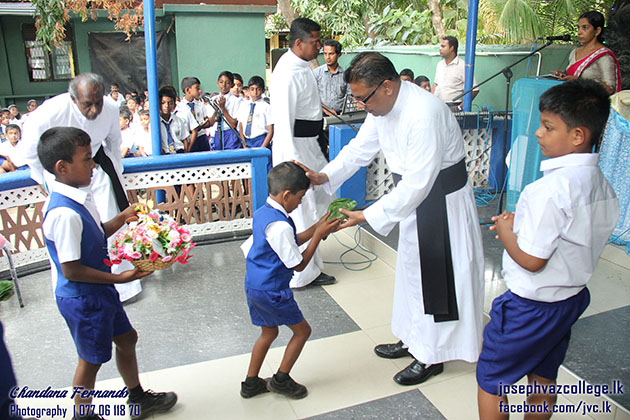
[31,0,68,50]
[368,5,433,45]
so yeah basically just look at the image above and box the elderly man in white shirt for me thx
[303,52,485,386]
[270,17,336,288]
[432,36,479,110]
[14,73,142,302]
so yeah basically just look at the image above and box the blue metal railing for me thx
[0,148,271,211]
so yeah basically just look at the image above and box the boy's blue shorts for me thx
[245,287,304,327]
[56,287,133,365]
[476,288,590,395]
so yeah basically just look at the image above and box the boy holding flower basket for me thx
[39,127,177,420]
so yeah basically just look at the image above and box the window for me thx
[22,23,76,82]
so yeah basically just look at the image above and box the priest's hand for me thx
[292,160,329,186]
[338,208,366,228]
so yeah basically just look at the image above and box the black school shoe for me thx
[241,376,270,398]
[311,272,336,286]
[128,389,178,420]
[266,374,308,399]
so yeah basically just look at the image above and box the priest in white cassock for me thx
[14,73,142,302]
[303,52,485,385]
[270,17,336,288]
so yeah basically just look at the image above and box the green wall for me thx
[317,44,573,111]
[172,9,267,95]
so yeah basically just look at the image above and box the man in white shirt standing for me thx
[14,73,142,302]
[270,17,336,288]
[432,36,479,110]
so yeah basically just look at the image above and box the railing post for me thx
[250,156,269,211]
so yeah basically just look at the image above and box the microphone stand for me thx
[452,40,554,214]
[206,97,247,149]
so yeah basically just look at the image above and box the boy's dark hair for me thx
[289,18,321,48]
[323,39,342,54]
[126,96,138,105]
[181,76,201,92]
[248,76,265,90]
[37,127,91,174]
[579,11,606,43]
[268,161,310,195]
[539,78,610,148]
[344,52,400,86]
[0,108,9,115]
[119,109,131,120]
[442,36,458,55]
[233,73,243,84]
[218,71,234,83]
[414,75,430,85]
[138,109,150,117]
[5,124,20,134]
[159,85,178,101]
[400,68,415,80]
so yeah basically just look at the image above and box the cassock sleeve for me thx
[363,115,445,236]
[321,115,380,193]
[13,103,55,184]
[270,72,300,162]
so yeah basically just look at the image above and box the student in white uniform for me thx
[304,52,485,385]
[208,71,244,150]
[477,79,619,419]
[13,73,142,302]
[270,17,336,288]
[158,86,189,154]
[175,76,212,152]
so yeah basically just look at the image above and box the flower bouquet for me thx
[106,201,195,271]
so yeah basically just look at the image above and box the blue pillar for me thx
[463,0,479,112]
[143,0,160,157]
[143,0,164,203]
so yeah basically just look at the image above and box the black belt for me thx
[92,146,129,212]
[392,158,467,323]
[294,119,323,138]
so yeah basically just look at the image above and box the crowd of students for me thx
[0,101,38,173]
[113,71,272,159]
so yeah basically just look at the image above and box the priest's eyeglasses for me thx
[351,79,385,106]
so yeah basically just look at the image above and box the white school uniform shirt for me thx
[240,198,303,269]
[0,141,19,161]
[237,98,271,139]
[175,97,207,132]
[433,56,478,103]
[270,48,336,287]
[212,92,243,132]
[42,180,104,291]
[503,153,619,302]
[121,126,137,156]
[137,128,153,156]
[322,81,485,365]
[159,114,189,153]
[14,93,141,301]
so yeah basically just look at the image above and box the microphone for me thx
[541,35,571,42]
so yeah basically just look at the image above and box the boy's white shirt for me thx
[137,127,153,156]
[120,126,136,153]
[42,180,104,291]
[159,113,189,152]
[240,197,303,268]
[175,97,207,132]
[0,141,19,161]
[503,153,619,302]
[237,98,271,139]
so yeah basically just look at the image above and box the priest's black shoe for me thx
[311,272,336,286]
[394,360,444,385]
[374,340,411,359]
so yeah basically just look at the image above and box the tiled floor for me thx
[3,210,630,419]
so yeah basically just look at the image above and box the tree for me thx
[31,0,142,49]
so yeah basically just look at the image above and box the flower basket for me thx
[106,202,195,271]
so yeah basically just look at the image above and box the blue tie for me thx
[245,102,255,137]
[187,101,195,118]
[162,119,176,153]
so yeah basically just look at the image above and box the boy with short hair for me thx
[0,124,23,172]
[39,126,177,420]
[240,162,341,399]
[136,110,152,157]
[158,86,189,154]
[119,109,137,158]
[175,76,212,152]
[476,79,619,419]
[209,71,244,150]
[0,108,10,140]
[231,73,245,98]
[238,76,273,151]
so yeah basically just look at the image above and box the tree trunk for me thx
[277,0,298,27]
[427,0,445,38]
